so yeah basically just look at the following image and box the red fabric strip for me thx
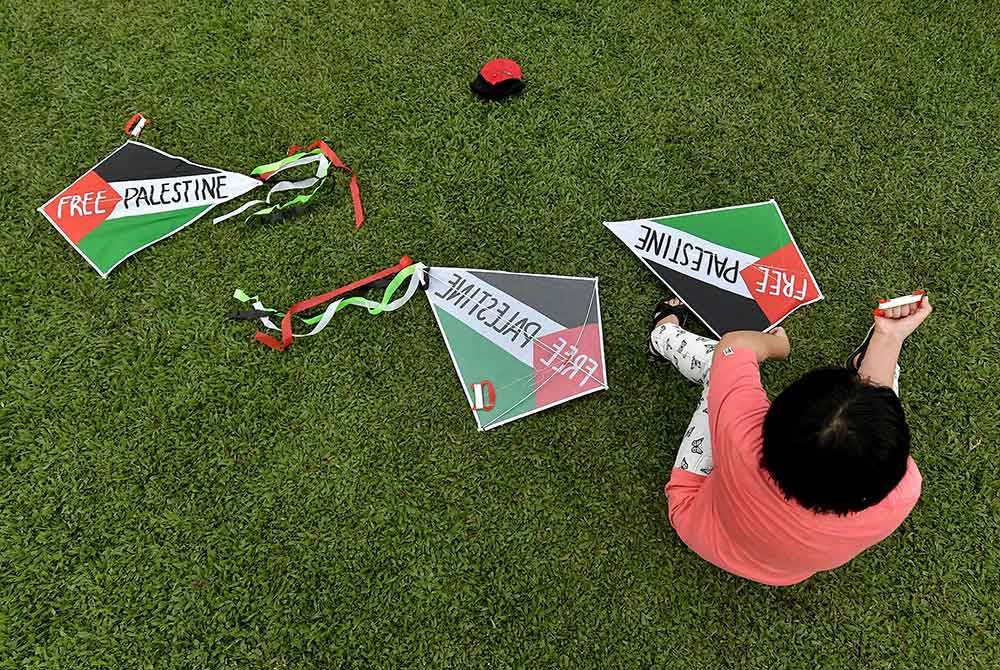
[307,140,365,229]
[255,331,286,352]
[256,256,414,352]
[123,113,145,135]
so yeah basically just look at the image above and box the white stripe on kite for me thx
[603,220,758,299]
[107,171,262,219]
[425,268,565,366]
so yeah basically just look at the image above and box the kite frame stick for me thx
[421,268,607,390]
[256,256,414,351]
[479,278,605,431]
[603,199,825,338]
[36,140,264,279]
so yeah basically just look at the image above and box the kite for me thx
[232,262,608,431]
[37,116,363,277]
[423,267,607,431]
[604,200,822,337]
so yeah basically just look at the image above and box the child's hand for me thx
[769,326,791,360]
[874,294,933,342]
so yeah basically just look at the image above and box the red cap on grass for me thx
[471,58,524,100]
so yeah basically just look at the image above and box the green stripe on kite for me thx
[651,202,791,260]
[77,204,211,273]
[433,306,537,423]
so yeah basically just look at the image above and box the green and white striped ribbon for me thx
[213,150,331,224]
[233,263,426,338]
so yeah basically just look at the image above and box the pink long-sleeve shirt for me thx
[666,348,921,586]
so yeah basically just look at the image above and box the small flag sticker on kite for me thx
[605,200,822,336]
[425,268,608,431]
[38,141,261,277]
[471,381,497,411]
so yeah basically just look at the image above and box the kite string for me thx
[423,268,606,389]
[422,268,593,373]
[481,282,602,429]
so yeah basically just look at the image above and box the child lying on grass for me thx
[649,294,932,586]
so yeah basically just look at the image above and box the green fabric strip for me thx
[245,178,327,221]
[233,264,421,325]
[250,151,311,177]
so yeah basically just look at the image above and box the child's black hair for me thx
[762,367,910,516]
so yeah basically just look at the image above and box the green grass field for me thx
[3,0,999,667]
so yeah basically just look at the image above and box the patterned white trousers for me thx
[651,323,902,478]
[650,323,718,476]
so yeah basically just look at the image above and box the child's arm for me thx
[858,295,933,387]
[857,333,903,388]
[717,327,791,364]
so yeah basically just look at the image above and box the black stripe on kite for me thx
[645,259,771,336]
[93,142,220,183]
[468,271,598,329]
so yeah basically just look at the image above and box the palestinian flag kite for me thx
[605,200,822,337]
[231,261,608,430]
[38,121,364,277]
[424,267,607,431]
[37,141,261,277]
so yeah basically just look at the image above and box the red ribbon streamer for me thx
[256,140,364,230]
[255,256,414,352]
[305,140,364,230]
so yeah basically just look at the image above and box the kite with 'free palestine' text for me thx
[37,117,363,277]
[232,261,608,431]
[605,200,822,337]
[425,267,607,431]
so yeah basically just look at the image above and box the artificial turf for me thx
[2,0,999,667]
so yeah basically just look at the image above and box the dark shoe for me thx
[648,296,692,360]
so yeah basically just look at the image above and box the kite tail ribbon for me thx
[301,140,363,230]
[213,140,363,229]
[234,256,420,352]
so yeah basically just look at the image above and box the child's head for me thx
[762,367,910,515]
